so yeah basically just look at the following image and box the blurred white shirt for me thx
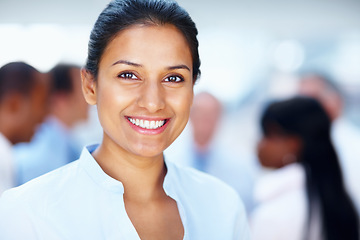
[332,116,360,214]
[0,133,15,196]
[250,163,321,240]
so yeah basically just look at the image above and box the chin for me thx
[137,149,164,158]
[131,145,166,159]
[24,133,34,143]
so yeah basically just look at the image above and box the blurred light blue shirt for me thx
[167,139,258,215]
[13,117,81,185]
[0,145,250,240]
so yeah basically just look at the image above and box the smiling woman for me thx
[0,0,250,239]
[83,24,195,160]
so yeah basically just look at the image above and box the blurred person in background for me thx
[170,91,257,214]
[252,96,359,240]
[298,72,360,214]
[14,63,89,185]
[0,61,48,195]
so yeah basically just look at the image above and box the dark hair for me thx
[260,96,359,240]
[84,0,200,82]
[0,62,39,101]
[49,63,80,94]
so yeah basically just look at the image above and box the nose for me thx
[137,81,165,113]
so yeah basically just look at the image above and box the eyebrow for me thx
[112,60,190,72]
[167,64,191,72]
[112,60,143,67]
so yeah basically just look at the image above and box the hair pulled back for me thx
[260,96,359,240]
[85,0,200,82]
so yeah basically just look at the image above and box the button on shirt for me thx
[0,145,250,240]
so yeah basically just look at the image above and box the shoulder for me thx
[250,165,307,240]
[250,192,306,240]
[166,161,250,239]
[0,160,80,208]
[0,161,81,239]
[0,163,77,240]
[169,160,235,190]
[166,160,244,209]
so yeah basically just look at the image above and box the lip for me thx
[125,116,170,135]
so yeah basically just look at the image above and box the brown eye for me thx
[118,72,138,80]
[164,75,183,83]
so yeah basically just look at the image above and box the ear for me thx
[288,136,302,157]
[81,68,97,105]
[5,93,24,114]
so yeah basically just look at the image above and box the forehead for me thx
[299,77,326,94]
[99,24,192,67]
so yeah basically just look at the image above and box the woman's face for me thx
[83,24,194,159]
[257,131,301,169]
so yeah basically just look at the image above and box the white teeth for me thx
[128,117,165,129]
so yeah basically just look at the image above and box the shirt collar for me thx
[79,144,125,194]
[79,145,179,198]
[163,158,181,201]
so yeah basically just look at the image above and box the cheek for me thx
[95,83,137,133]
[173,91,192,119]
[97,82,131,109]
[166,89,192,140]
[18,104,36,134]
[257,141,268,160]
[257,140,282,167]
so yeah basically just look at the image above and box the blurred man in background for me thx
[14,63,89,185]
[0,62,48,194]
[297,72,360,214]
[170,91,257,214]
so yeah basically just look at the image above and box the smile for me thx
[127,117,167,130]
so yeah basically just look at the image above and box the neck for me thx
[93,139,166,202]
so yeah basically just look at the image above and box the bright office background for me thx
[1,0,360,156]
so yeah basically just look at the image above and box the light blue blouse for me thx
[14,116,81,185]
[0,145,250,239]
